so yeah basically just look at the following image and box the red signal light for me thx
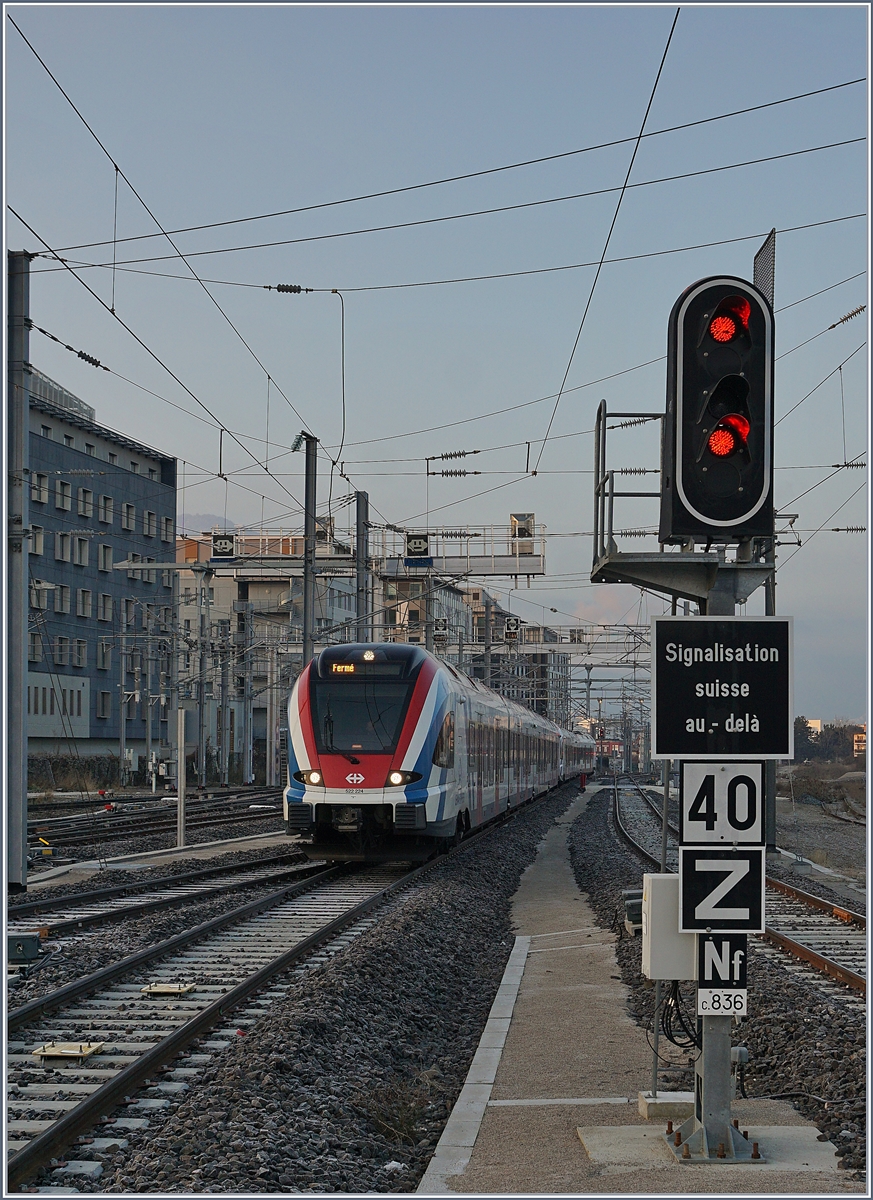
[707,413,750,458]
[709,315,737,342]
[708,427,736,456]
[708,297,751,344]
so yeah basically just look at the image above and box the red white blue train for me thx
[284,642,595,859]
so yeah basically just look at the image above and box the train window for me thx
[433,711,455,769]
[310,679,414,755]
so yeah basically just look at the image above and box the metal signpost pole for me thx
[484,594,492,688]
[303,436,317,665]
[176,704,186,847]
[7,250,32,891]
[355,491,369,642]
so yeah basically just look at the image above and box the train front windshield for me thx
[310,679,414,755]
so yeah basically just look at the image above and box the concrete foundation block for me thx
[637,1089,694,1120]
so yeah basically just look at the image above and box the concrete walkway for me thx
[419,788,860,1194]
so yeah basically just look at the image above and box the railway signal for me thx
[660,276,774,544]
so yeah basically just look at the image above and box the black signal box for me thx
[660,276,774,544]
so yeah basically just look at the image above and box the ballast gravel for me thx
[9,853,311,1006]
[31,786,579,1194]
[568,787,866,1181]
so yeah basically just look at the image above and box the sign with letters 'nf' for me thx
[697,933,748,1016]
[651,616,792,759]
[679,847,765,933]
[680,762,764,845]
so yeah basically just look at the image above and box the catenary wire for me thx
[30,73,861,254]
[28,140,864,270]
[533,7,680,473]
[11,208,313,521]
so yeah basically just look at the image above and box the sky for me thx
[4,3,869,724]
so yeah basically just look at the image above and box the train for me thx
[283,642,596,860]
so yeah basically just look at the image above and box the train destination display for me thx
[651,616,792,759]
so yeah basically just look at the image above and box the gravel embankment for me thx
[22,785,578,1193]
[568,788,866,1179]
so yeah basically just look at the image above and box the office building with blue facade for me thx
[27,367,177,768]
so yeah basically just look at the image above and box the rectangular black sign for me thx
[697,933,748,988]
[651,616,792,759]
[679,847,765,933]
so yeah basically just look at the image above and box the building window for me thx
[53,636,70,666]
[72,639,87,667]
[98,544,113,572]
[55,479,72,511]
[28,632,43,662]
[54,532,71,562]
[161,516,174,542]
[98,691,112,718]
[162,569,173,588]
[98,593,113,622]
[41,425,52,439]
[142,602,154,629]
[108,452,118,464]
[144,556,156,584]
[30,525,44,555]
[64,434,75,448]
[122,503,136,531]
[85,442,95,456]
[143,510,157,538]
[130,460,139,473]
[123,598,136,628]
[148,467,157,480]
[74,537,90,567]
[31,473,49,504]
[98,495,114,524]
[127,551,142,580]
[54,584,71,614]
[97,641,112,670]
[77,487,94,517]
[76,588,92,618]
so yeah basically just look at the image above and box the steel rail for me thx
[10,850,308,918]
[13,862,324,939]
[758,926,867,992]
[611,779,866,996]
[29,806,284,849]
[8,854,446,1190]
[8,866,343,1032]
[766,875,865,927]
[8,778,579,1189]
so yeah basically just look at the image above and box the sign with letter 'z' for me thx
[679,847,764,933]
[680,762,764,845]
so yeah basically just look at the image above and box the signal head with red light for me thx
[660,276,773,543]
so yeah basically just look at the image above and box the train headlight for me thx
[385,770,422,787]
[293,770,324,786]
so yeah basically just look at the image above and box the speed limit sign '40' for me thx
[680,762,764,845]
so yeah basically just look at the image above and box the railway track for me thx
[611,776,866,995]
[7,852,316,942]
[28,789,283,849]
[7,861,423,1189]
[7,781,568,1189]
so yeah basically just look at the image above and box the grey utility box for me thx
[641,873,695,981]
